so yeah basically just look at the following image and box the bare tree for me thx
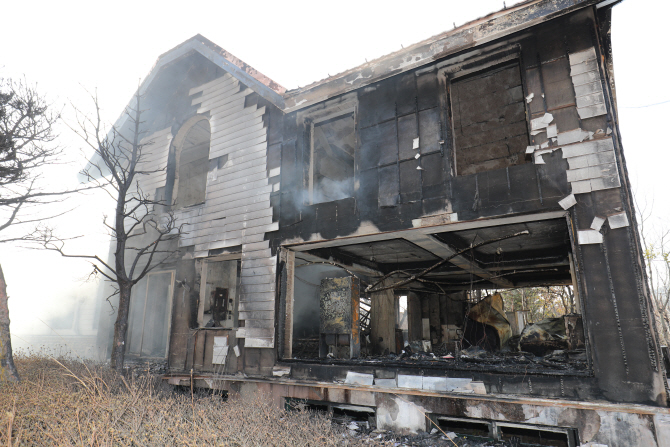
[637,198,670,344]
[41,88,182,372]
[0,77,67,382]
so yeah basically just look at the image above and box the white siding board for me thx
[571,70,600,87]
[560,138,614,158]
[210,106,265,133]
[207,170,268,191]
[238,311,274,320]
[577,103,608,119]
[241,248,273,260]
[197,201,271,223]
[197,93,246,115]
[574,81,602,98]
[239,292,276,302]
[570,58,598,76]
[210,117,264,142]
[243,338,274,348]
[188,74,233,95]
[196,83,243,109]
[243,320,276,329]
[576,92,605,109]
[192,79,240,105]
[239,301,276,312]
[207,176,269,197]
[241,284,276,294]
[200,89,252,113]
[210,135,268,159]
[237,274,275,285]
[210,126,266,150]
[242,257,277,268]
[211,154,268,180]
[236,328,274,339]
[183,77,277,347]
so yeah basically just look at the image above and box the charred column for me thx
[319,277,360,359]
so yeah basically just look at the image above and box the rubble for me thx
[345,423,527,446]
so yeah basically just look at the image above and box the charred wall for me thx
[274,7,666,406]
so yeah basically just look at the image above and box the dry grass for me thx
[0,354,384,446]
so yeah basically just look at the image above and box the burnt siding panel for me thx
[358,168,379,221]
[479,168,510,208]
[378,164,400,208]
[551,106,581,133]
[358,78,397,129]
[525,67,546,115]
[418,107,441,154]
[543,58,576,111]
[315,201,337,239]
[398,114,417,161]
[359,123,384,170]
[267,142,282,171]
[336,197,358,235]
[417,71,439,111]
[399,160,422,203]
[536,151,571,202]
[605,227,655,374]
[280,140,299,189]
[396,72,417,116]
[450,173,478,220]
[298,204,317,242]
[421,152,448,199]
[267,106,283,146]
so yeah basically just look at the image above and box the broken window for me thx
[308,112,356,204]
[126,270,175,358]
[450,61,530,176]
[197,258,240,329]
[175,118,210,208]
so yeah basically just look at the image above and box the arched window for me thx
[173,117,210,208]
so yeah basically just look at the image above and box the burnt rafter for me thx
[307,246,383,273]
[402,233,515,288]
[366,230,529,293]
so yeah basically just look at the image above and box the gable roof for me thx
[151,34,286,109]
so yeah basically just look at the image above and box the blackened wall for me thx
[274,7,667,406]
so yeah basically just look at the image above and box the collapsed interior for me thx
[289,217,587,372]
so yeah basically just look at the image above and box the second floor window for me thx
[309,112,355,204]
[175,117,210,208]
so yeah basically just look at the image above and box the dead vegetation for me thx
[0,354,384,446]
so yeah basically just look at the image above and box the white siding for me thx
[177,75,277,347]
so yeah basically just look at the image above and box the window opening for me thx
[197,258,240,329]
[450,61,529,176]
[309,112,355,204]
[126,270,175,358]
[175,118,210,208]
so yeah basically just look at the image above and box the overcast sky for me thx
[1,0,667,340]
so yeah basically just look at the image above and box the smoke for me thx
[312,177,354,205]
[293,263,351,339]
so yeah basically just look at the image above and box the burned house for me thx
[96,0,670,445]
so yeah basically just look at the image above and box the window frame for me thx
[171,115,211,209]
[126,269,176,359]
[437,47,531,177]
[297,94,359,206]
[196,253,242,329]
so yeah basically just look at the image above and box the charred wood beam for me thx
[402,233,515,288]
[295,251,382,277]
[366,230,529,293]
[306,247,383,273]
